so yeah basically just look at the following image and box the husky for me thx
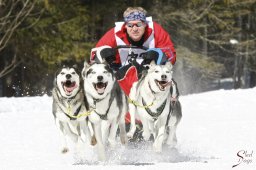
[127,60,182,152]
[52,64,91,153]
[82,61,127,161]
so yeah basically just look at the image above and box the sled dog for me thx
[82,61,127,161]
[127,60,182,152]
[52,64,90,153]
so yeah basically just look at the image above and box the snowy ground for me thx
[0,88,256,170]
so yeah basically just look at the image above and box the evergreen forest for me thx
[0,0,255,96]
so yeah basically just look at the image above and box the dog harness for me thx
[54,88,94,120]
[66,105,82,120]
[142,98,167,121]
[92,92,115,120]
[65,105,95,120]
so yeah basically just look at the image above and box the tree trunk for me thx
[233,12,243,89]
[249,72,256,88]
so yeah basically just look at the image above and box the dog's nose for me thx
[161,75,167,79]
[66,74,71,79]
[97,75,103,81]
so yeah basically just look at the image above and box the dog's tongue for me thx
[64,82,77,93]
[156,80,171,90]
[97,88,105,94]
[96,83,106,94]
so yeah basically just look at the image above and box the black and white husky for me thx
[127,60,182,152]
[52,65,90,153]
[82,61,127,161]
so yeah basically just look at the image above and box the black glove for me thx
[100,48,116,64]
[142,49,168,65]
[143,50,159,65]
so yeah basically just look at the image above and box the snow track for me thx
[0,88,256,170]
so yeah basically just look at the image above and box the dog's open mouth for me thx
[93,82,108,95]
[62,80,78,94]
[155,80,171,91]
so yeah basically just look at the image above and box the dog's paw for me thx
[127,127,136,138]
[127,132,134,139]
[153,143,162,153]
[153,147,162,153]
[165,133,177,147]
[97,150,106,162]
[91,135,97,146]
[166,139,177,147]
[108,139,117,149]
[61,147,69,154]
[120,135,128,145]
[142,131,150,141]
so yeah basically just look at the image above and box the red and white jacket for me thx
[95,17,176,66]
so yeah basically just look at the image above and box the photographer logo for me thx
[232,150,253,168]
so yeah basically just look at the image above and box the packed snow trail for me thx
[0,88,256,170]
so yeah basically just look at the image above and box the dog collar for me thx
[93,98,104,106]
[93,93,115,120]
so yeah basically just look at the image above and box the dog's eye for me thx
[103,71,108,74]
[61,72,65,75]
[166,71,170,73]
[71,72,76,75]
[155,71,159,73]
[92,71,96,74]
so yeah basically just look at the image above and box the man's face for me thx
[125,20,146,42]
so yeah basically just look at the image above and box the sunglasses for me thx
[126,22,144,28]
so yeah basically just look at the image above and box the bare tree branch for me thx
[0,0,42,78]
[0,0,36,51]
[0,54,21,78]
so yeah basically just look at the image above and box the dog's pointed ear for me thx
[170,70,173,77]
[55,61,61,68]
[83,61,90,69]
[81,67,86,79]
[149,60,156,67]
[102,57,107,64]
[102,59,109,65]
[165,61,173,70]
[72,64,78,69]
[81,61,89,79]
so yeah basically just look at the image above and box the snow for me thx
[0,88,256,170]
